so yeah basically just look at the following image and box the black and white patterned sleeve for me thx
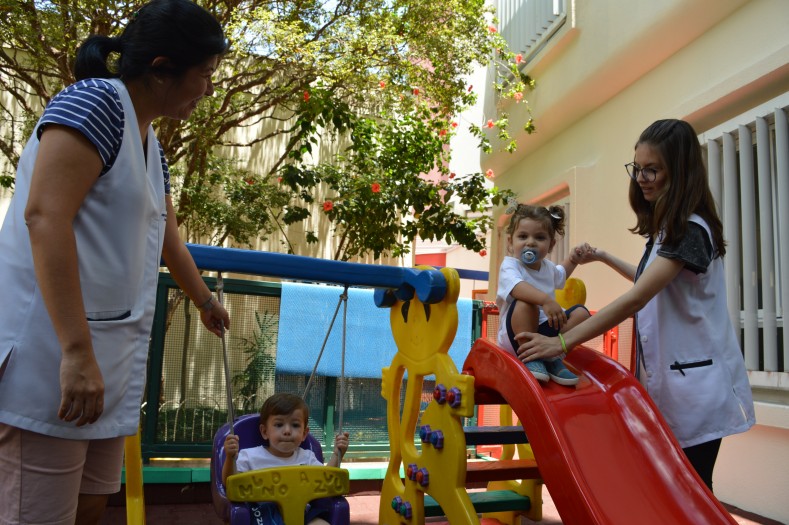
[657,222,713,274]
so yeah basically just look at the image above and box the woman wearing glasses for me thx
[515,119,754,492]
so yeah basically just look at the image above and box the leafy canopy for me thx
[0,0,532,260]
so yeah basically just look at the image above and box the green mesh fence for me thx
[141,273,476,460]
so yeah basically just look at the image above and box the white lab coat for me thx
[636,215,755,448]
[0,79,167,439]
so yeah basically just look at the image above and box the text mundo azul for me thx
[237,469,345,499]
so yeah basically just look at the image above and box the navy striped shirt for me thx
[37,79,170,194]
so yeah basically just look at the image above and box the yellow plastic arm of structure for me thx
[124,428,146,525]
[226,466,349,525]
[555,277,586,310]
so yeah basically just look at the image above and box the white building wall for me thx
[484,0,789,521]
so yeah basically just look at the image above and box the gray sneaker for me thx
[546,358,579,386]
[525,360,550,382]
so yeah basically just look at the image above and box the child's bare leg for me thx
[507,301,549,382]
[509,300,540,337]
[308,519,330,525]
[561,306,591,333]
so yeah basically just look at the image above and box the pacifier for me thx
[520,248,538,265]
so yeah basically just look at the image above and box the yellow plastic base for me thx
[226,466,349,525]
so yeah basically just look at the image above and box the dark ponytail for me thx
[74,35,123,80]
[74,0,227,81]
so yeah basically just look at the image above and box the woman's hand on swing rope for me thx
[198,297,230,337]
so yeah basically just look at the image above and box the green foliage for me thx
[232,311,278,412]
[283,96,516,260]
[0,0,530,259]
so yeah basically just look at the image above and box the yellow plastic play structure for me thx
[225,465,350,525]
[378,266,480,523]
[377,271,587,524]
[124,428,146,525]
[555,276,586,309]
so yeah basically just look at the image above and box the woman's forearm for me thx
[594,249,637,281]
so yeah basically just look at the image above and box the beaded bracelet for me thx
[558,333,569,354]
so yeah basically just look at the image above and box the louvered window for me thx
[700,94,789,372]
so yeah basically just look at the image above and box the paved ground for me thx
[101,486,784,524]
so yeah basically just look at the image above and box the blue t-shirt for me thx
[37,78,170,193]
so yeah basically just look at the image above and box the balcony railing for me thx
[496,0,566,65]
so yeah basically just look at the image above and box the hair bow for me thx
[505,197,518,214]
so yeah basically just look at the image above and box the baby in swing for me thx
[222,392,350,525]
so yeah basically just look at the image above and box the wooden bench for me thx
[424,490,530,517]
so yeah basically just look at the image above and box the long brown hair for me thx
[628,119,726,256]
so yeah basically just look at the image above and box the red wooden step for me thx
[466,458,541,483]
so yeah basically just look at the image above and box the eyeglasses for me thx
[625,162,658,182]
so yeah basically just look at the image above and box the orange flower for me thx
[488,25,497,33]
[413,88,420,96]
[323,200,334,211]
[515,54,523,64]
[371,183,381,193]
[486,119,495,128]
[439,129,447,137]
[303,91,310,102]
[451,121,458,128]
[379,80,386,89]
[245,178,254,185]
[513,92,523,103]
[480,249,488,257]
[449,172,456,179]
[485,169,494,178]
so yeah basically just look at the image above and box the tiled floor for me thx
[101,487,784,525]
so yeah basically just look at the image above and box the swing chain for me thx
[217,273,235,436]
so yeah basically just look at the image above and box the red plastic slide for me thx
[462,338,737,525]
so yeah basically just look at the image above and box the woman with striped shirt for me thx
[0,1,230,523]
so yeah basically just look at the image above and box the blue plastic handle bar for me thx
[185,243,447,304]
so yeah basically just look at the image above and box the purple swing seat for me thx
[211,413,351,525]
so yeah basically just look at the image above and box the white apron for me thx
[0,79,167,439]
[636,215,755,448]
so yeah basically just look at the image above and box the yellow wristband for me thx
[558,333,568,354]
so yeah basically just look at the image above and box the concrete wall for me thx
[483,0,789,521]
